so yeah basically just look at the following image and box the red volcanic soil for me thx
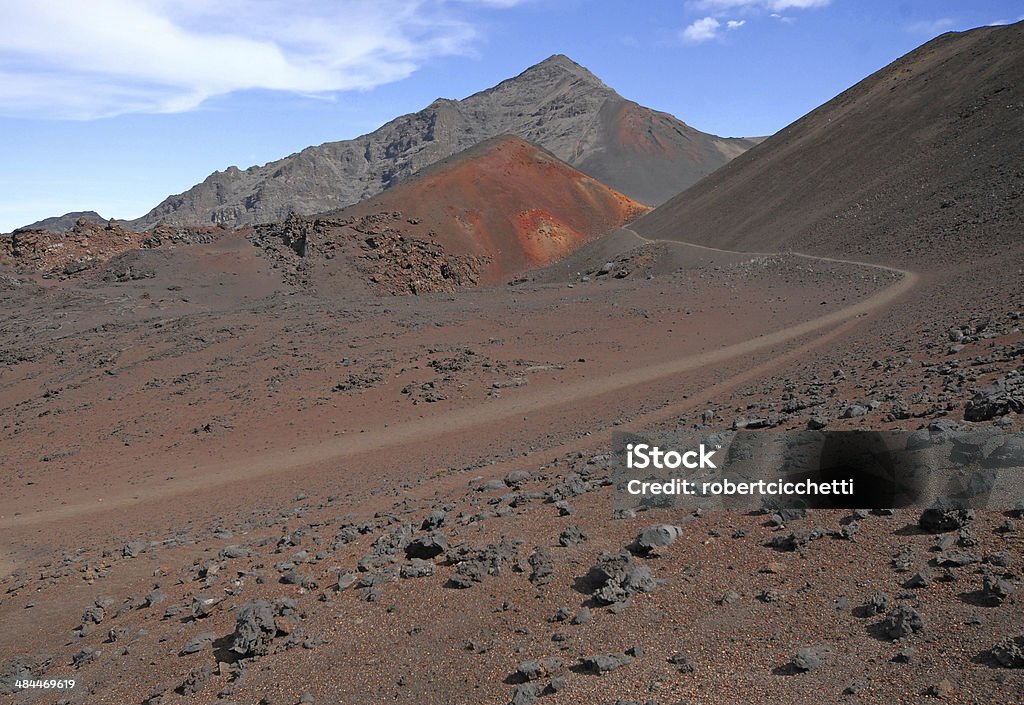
[343,135,651,281]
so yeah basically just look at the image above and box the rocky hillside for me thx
[633,22,1024,267]
[251,135,650,295]
[1,217,227,277]
[132,55,758,229]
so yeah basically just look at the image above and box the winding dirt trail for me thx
[0,236,918,532]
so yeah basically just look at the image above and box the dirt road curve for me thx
[0,237,918,531]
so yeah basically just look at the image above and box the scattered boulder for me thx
[940,551,980,568]
[510,682,540,705]
[882,606,925,639]
[629,524,682,556]
[230,601,278,658]
[336,572,358,591]
[980,574,1014,605]
[558,525,588,547]
[71,649,99,668]
[504,471,532,488]
[81,605,105,625]
[191,595,222,619]
[571,607,592,625]
[767,528,824,552]
[991,635,1024,668]
[586,552,658,606]
[919,507,974,534]
[143,589,167,608]
[177,664,214,695]
[400,559,435,579]
[892,647,916,664]
[580,653,633,675]
[420,510,447,531]
[964,378,1024,422]
[548,607,572,623]
[792,645,830,672]
[180,632,216,656]
[528,547,554,585]
[718,591,741,606]
[668,652,694,673]
[122,540,148,558]
[515,657,562,681]
[450,560,488,588]
[768,508,807,526]
[925,678,957,699]
[892,546,915,572]
[405,532,448,560]
[904,572,931,589]
[448,538,521,588]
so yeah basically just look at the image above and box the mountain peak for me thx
[518,53,607,86]
[537,53,580,68]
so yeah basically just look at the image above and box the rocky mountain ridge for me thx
[131,55,759,229]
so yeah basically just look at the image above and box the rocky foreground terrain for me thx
[0,224,1021,704]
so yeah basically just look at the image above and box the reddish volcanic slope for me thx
[345,135,650,277]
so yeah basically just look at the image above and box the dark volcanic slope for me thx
[633,22,1024,267]
[252,135,650,295]
[132,55,758,229]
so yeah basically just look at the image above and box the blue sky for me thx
[1,0,1021,232]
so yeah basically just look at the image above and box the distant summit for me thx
[14,211,106,233]
[132,55,759,229]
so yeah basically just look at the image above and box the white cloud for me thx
[690,0,830,13]
[682,16,722,43]
[0,0,524,119]
[682,0,825,37]
[907,18,958,35]
[987,15,1024,26]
